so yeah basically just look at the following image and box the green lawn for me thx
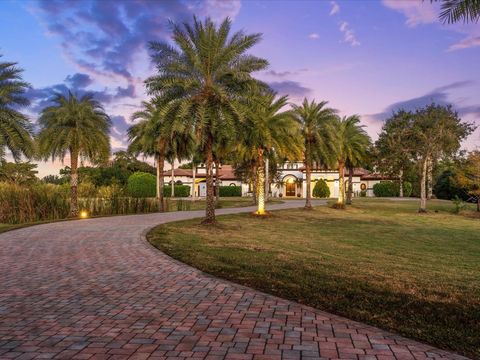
[147,198,480,358]
[175,197,281,211]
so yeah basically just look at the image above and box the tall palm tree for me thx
[146,17,268,224]
[237,91,302,215]
[37,91,111,217]
[129,100,195,205]
[292,99,338,209]
[437,0,480,23]
[0,55,34,162]
[334,115,370,208]
[128,100,168,211]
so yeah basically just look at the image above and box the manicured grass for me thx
[181,197,281,211]
[147,198,480,358]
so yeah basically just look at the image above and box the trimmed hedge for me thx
[312,179,330,198]
[164,185,190,198]
[373,181,413,197]
[219,186,242,197]
[128,172,156,198]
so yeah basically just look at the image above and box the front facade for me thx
[163,162,389,198]
[271,162,382,198]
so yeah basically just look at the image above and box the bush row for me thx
[373,181,412,197]
[219,186,242,197]
[0,182,162,224]
[127,172,190,197]
[0,182,70,224]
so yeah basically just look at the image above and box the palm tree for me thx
[345,147,371,205]
[146,17,268,224]
[334,115,370,208]
[237,91,302,215]
[437,0,480,23]
[167,127,196,198]
[37,91,111,217]
[128,100,167,211]
[0,55,34,162]
[292,99,338,209]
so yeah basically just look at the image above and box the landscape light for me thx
[80,211,88,219]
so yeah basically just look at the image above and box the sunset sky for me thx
[1,0,479,176]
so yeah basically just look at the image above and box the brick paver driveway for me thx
[0,201,469,360]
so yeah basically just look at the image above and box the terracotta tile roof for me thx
[298,166,371,177]
[360,173,395,180]
[217,165,237,180]
[162,168,193,177]
[163,164,238,180]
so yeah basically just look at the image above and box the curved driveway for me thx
[0,201,468,360]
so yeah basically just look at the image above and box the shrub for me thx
[0,181,162,224]
[0,182,70,224]
[97,183,124,199]
[434,170,467,200]
[373,181,397,197]
[219,186,242,197]
[128,172,156,198]
[163,185,190,197]
[402,181,413,197]
[360,190,367,197]
[373,181,413,197]
[312,179,330,198]
[78,181,97,198]
[452,196,467,214]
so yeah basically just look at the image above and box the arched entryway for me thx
[282,175,299,197]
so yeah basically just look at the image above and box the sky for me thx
[1,0,479,177]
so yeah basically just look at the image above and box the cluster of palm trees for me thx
[1,17,371,223]
[0,56,111,217]
[127,17,371,223]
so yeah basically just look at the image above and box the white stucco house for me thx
[163,161,390,198]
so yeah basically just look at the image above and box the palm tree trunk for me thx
[419,157,428,213]
[215,161,220,205]
[252,164,257,205]
[157,149,165,212]
[171,162,175,197]
[337,161,345,208]
[69,149,79,217]
[265,157,269,203]
[191,162,196,201]
[305,153,312,210]
[399,169,404,198]
[256,149,266,215]
[346,167,353,205]
[202,137,216,224]
[157,140,166,212]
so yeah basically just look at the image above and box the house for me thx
[271,162,388,198]
[163,161,393,198]
[163,164,243,197]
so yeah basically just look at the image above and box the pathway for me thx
[0,201,468,360]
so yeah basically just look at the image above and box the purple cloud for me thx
[369,80,476,121]
[268,80,311,99]
[34,0,240,81]
[114,84,135,99]
[65,73,93,88]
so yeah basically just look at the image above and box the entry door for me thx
[286,182,296,196]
